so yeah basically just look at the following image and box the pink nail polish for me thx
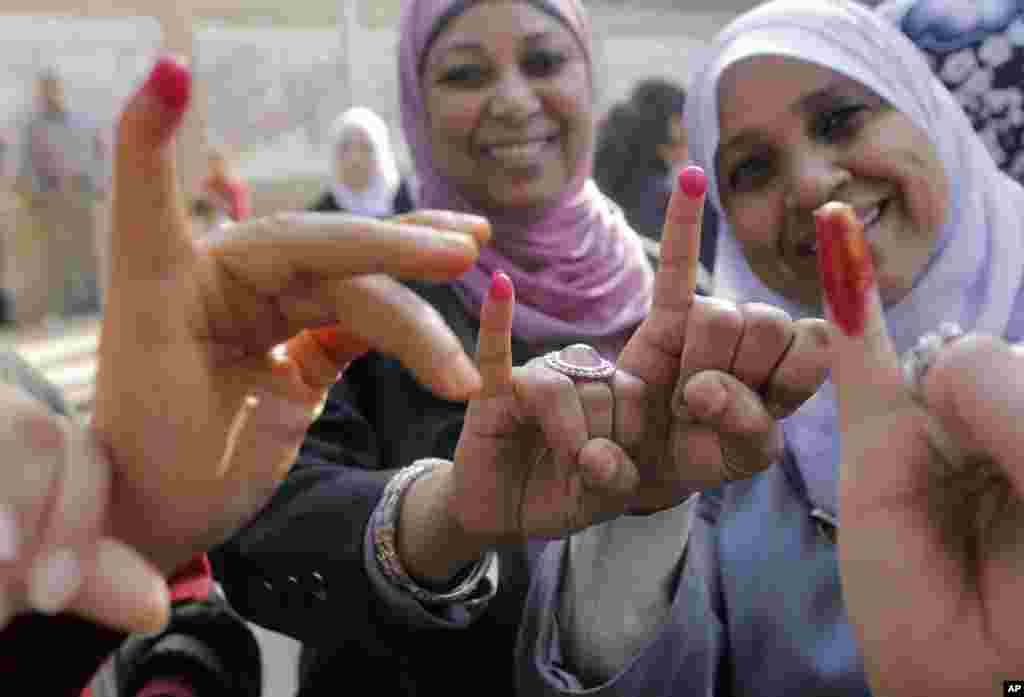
[141,55,191,114]
[678,165,707,199]
[490,271,514,301]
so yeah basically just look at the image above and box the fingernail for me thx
[678,165,707,199]
[27,547,82,615]
[438,231,479,254]
[0,506,18,562]
[814,202,875,337]
[489,271,514,301]
[141,55,191,114]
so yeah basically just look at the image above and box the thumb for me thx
[815,201,906,433]
[111,55,192,283]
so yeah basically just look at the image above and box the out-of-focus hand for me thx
[818,201,1024,695]
[92,55,488,581]
[0,384,168,635]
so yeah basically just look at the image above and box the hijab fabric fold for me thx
[329,106,402,217]
[398,0,654,358]
[686,0,1024,516]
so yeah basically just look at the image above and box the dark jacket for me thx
[308,180,415,216]
[211,280,553,697]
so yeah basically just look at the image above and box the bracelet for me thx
[372,459,496,606]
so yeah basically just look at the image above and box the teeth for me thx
[487,141,546,165]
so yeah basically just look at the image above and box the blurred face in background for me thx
[335,128,376,192]
[421,0,593,215]
[39,76,65,113]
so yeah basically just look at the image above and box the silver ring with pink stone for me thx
[544,343,616,383]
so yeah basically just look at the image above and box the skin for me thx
[400,164,833,584]
[715,56,949,309]
[421,0,592,218]
[0,56,494,635]
[335,128,376,192]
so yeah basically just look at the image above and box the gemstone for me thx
[560,344,603,368]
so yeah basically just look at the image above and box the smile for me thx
[480,135,559,167]
[798,199,889,257]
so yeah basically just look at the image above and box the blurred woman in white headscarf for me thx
[309,106,414,216]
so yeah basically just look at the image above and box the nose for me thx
[784,149,851,213]
[487,70,541,122]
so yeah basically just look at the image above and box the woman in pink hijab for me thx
[213,2,822,696]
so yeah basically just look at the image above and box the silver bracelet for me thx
[372,459,496,606]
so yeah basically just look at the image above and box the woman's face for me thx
[715,56,949,309]
[336,129,376,192]
[422,0,592,214]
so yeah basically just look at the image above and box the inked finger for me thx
[111,55,192,285]
[476,272,515,398]
[815,202,907,430]
[618,166,706,388]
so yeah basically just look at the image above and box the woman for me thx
[309,106,414,216]
[211,1,827,695]
[517,0,1024,693]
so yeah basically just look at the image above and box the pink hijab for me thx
[398,0,654,358]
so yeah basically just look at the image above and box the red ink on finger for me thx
[142,55,191,113]
[678,165,707,199]
[490,271,514,301]
[814,201,875,337]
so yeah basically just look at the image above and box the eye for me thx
[812,104,866,143]
[727,152,774,193]
[522,50,567,79]
[438,63,488,86]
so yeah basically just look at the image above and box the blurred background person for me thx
[199,145,251,225]
[878,0,1024,183]
[14,68,106,326]
[309,106,413,216]
[593,78,718,272]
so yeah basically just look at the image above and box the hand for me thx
[91,56,488,579]
[612,166,830,512]
[819,202,1024,694]
[0,384,168,635]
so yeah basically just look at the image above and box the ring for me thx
[901,321,964,391]
[544,343,616,382]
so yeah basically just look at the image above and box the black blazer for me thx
[211,281,550,697]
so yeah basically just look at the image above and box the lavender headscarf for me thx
[398,0,654,358]
[687,0,1024,516]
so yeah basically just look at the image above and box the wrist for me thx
[397,461,495,586]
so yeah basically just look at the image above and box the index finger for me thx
[815,202,905,428]
[207,213,483,290]
[475,272,515,398]
[617,165,706,386]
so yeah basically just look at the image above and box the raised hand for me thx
[818,202,1024,695]
[0,384,167,634]
[613,166,831,512]
[89,55,488,586]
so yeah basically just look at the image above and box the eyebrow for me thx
[430,31,564,62]
[718,78,850,156]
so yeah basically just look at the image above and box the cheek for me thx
[431,94,484,142]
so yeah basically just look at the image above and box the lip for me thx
[479,133,560,151]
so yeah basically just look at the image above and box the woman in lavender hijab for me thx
[212,0,829,695]
[518,0,1024,694]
